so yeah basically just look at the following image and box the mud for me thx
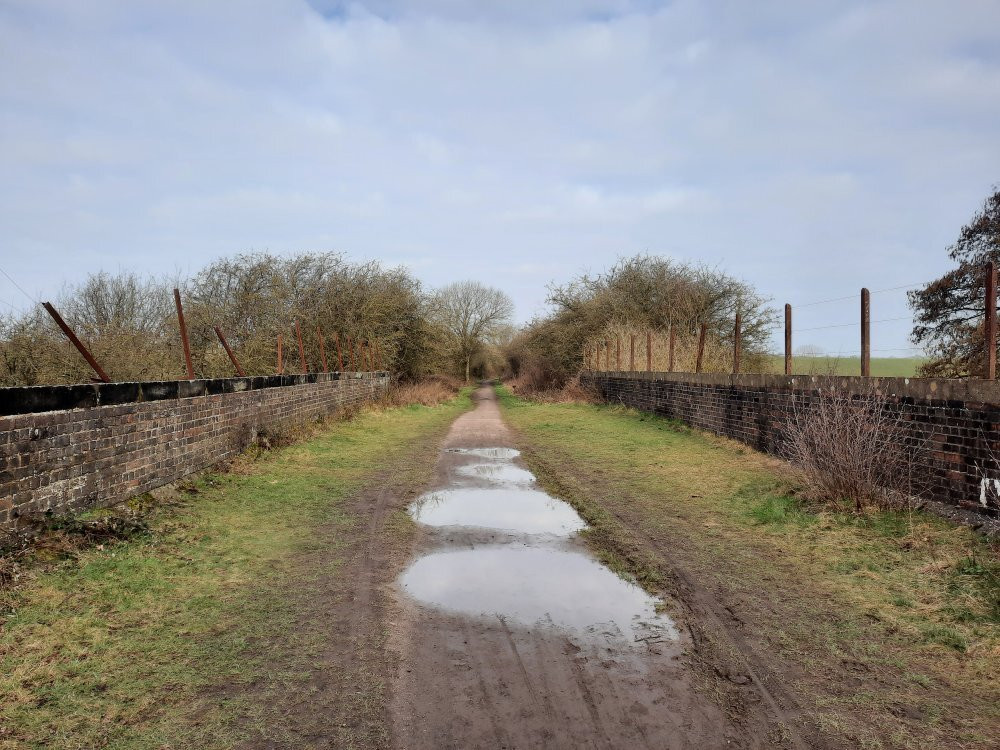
[388,386,743,748]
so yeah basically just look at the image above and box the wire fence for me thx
[585,264,1000,380]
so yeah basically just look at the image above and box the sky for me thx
[2,0,999,356]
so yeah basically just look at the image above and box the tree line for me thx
[506,255,776,390]
[5,184,996,391]
[0,253,514,387]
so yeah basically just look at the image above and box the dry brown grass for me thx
[381,375,462,407]
[505,373,601,404]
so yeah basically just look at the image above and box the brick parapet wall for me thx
[0,371,389,540]
[581,371,1000,517]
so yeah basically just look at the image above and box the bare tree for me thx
[431,281,514,382]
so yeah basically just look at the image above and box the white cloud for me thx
[0,0,998,347]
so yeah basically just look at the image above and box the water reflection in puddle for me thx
[400,546,676,643]
[412,488,584,535]
[446,447,521,460]
[402,446,678,645]
[455,462,536,485]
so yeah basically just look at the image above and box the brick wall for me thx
[0,371,389,541]
[581,371,1000,517]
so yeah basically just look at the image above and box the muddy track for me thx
[510,439,825,749]
[387,387,762,749]
[234,415,453,750]
[235,387,806,748]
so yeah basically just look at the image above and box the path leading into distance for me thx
[387,385,738,749]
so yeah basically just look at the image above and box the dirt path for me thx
[386,387,773,749]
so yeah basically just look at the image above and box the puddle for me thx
[411,488,584,535]
[400,546,676,642]
[446,447,520,460]
[455,462,536,485]
[402,445,678,645]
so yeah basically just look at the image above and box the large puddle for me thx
[400,546,670,641]
[411,488,585,535]
[400,446,678,644]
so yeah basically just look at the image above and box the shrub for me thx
[782,385,926,513]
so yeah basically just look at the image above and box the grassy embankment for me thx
[498,387,999,750]
[0,389,472,749]
[765,355,925,377]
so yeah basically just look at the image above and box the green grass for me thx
[765,355,925,377]
[0,390,471,749]
[496,385,1000,749]
[746,493,815,526]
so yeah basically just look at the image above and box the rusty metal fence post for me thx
[173,288,195,380]
[784,303,792,375]
[668,326,675,372]
[695,323,706,373]
[41,302,111,382]
[629,335,635,371]
[214,326,246,376]
[317,326,329,373]
[733,313,741,374]
[334,332,344,371]
[277,334,284,374]
[986,262,997,380]
[861,288,870,376]
[295,320,307,373]
[646,331,652,372]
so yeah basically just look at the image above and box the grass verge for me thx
[0,390,472,749]
[497,386,999,750]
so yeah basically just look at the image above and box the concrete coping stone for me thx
[0,370,390,417]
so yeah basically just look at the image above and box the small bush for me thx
[782,385,926,513]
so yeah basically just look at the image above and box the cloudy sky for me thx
[2,0,999,355]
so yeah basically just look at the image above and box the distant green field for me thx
[764,355,925,377]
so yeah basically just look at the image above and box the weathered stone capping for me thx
[581,371,1000,517]
[0,371,390,540]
